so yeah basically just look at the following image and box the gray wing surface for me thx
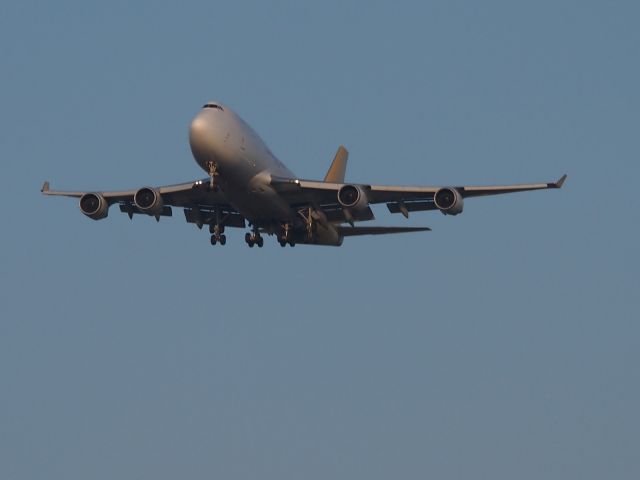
[271,174,567,212]
[41,179,244,227]
[41,179,229,204]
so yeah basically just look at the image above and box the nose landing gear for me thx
[206,161,219,191]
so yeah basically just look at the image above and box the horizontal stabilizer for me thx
[337,226,430,236]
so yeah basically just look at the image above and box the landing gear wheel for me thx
[256,236,264,248]
[210,235,217,246]
[245,232,256,247]
[289,240,296,247]
[279,239,287,247]
[219,234,226,246]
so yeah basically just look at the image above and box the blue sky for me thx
[1,1,638,479]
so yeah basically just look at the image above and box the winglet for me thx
[41,181,50,193]
[324,145,348,183]
[552,174,567,188]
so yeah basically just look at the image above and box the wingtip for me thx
[554,174,567,188]
[41,181,50,193]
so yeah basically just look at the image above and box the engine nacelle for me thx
[79,193,109,220]
[434,187,464,215]
[134,187,164,215]
[337,184,368,211]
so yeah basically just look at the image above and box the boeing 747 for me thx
[42,101,566,247]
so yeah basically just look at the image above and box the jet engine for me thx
[434,187,464,215]
[337,184,368,211]
[134,187,164,215]
[79,193,109,220]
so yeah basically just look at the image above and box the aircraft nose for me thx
[189,113,217,165]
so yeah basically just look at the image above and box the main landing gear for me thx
[208,206,227,246]
[277,223,296,247]
[299,207,315,242]
[245,228,264,248]
[209,224,226,246]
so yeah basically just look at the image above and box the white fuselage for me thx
[189,102,295,224]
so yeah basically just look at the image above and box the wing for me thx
[271,174,567,218]
[41,179,246,228]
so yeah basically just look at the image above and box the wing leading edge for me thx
[271,174,567,213]
[42,179,243,227]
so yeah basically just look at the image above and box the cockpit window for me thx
[203,103,224,111]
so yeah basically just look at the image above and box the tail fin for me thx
[324,145,348,183]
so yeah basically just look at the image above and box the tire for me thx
[210,235,217,246]
[220,235,226,245]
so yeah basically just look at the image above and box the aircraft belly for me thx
[228,189,291,223]
[221,175,292,224]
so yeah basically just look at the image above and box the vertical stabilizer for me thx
[324,145,348,183]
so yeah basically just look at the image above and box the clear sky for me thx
[1,1,638,479]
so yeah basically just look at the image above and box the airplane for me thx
[42,101,567,248]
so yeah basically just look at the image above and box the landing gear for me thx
[210,233,226,246]
[209,208,226,247]
[301,207,315,242]
[209,222,226,246]
[209,224,225,235]
[245,228,263,248]
[277,223,296,247]
[206,161,219,191]
[305,207,315,242]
